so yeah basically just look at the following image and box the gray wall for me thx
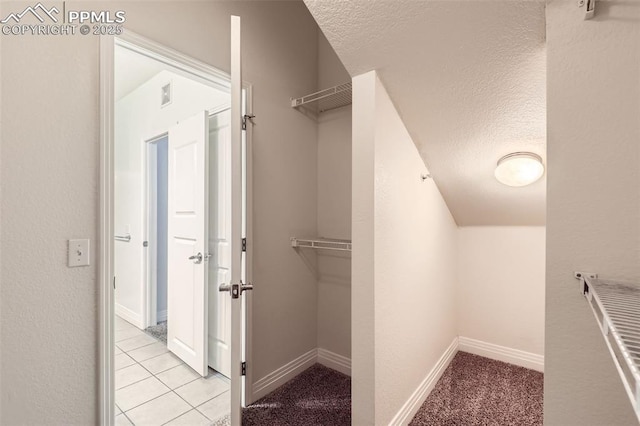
[545,1,640,424]
[0,2,319,423]
[316,32,352,360]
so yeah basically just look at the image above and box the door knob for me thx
[189,252,203,264]
[240,282,254,293]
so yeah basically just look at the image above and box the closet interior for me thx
[289,33,353,377]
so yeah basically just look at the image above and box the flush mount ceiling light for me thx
[494,152,544,187]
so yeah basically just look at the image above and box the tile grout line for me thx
[115,362,154,391]
[157,372,201,391]
[131,351,194,387]
[138,357,183,375]
[134,355,199,413]
[122,370,227,423]
[116,318,230,424]
[121,374,201,423]
[122,389,174,420]
[193,390,231,423]
[117,340,158,353]
[117,366,229,420]
[120,409,136,425]
[115,329,148,342]
[164,370,230,421]
[165,375,221,419]
[116,359,162,395]
[115,331,156,344]
[124,348,171,364]
[121,342,201,421]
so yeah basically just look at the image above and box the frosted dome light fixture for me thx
[494,152,544,187]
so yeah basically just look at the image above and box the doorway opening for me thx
[102,29,252,425]
[145,134,168,335]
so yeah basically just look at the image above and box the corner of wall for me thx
[351,69,378,426]
[361,71,458,425]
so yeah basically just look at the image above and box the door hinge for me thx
[241,361,246,376]
[242,114,255,131]
[241,238,247,252]
[113,276,116,290]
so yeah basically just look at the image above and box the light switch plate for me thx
[68,239,90,267]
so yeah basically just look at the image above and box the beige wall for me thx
[316,32,351,359]
[458,227,545,358]
[352,71,458,425]
[545,1,640,424]
[0,2,320,423]
[351,71,377,426]
[1,16,100,424]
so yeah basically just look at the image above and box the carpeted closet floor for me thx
[241,352,542,426]
[410,351,543,425]
[242,364,351,426]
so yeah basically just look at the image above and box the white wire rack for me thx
[582,277,640,422]
[291,82,352,114]
[290,237,352,252]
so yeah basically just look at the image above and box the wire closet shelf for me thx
[582,276,640,422]
[290,237,352,252]
[291,82,352,114]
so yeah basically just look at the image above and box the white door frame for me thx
[143,132,168,329]
[99,31,254,425]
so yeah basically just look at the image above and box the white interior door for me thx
[229,15,244,426]
[208,109,232,378]
[167,110,209,377]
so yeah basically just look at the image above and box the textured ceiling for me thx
[305,0,546,225]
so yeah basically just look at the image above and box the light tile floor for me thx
[115,316,230,425]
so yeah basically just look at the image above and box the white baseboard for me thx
[252,348,352,401]
[458,336,544,372]
[157,310,167,323]
[252,348,317,401]
[115,304,143,329]
[317,348,351,376]
[389,337,458,426]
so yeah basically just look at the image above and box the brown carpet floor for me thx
[242,364,351,426]
[410,351,543,426]
[241,352,542,426]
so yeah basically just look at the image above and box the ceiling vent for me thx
[161,82,172,107]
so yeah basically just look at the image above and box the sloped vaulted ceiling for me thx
[305,0,546,226]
